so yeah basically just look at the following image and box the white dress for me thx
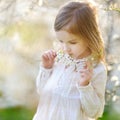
[33,52,107,120]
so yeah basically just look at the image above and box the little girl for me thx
[33,1,107,120]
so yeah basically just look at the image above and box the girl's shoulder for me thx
[93,61,107,75]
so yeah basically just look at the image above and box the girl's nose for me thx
[63,44,71,53]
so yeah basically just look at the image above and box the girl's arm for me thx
[36,50,57,94]
[77,63,107,118]
[36,65,53,94]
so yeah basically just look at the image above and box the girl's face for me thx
[56,30,91,59]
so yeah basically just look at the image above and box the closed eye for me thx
[59,40,63,43]
[69,41,77,44]
[59,40,77,44]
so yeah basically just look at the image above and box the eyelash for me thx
[59,40,63,43]
[59,40,77,44]
[69,42,77,44]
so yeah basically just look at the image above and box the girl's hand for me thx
[41,50,57,69]
[79,61,93,86]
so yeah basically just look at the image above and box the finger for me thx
[82,70,93,76]
[49,50,56,59]
[83,63,87,69]
[42,54,49,60]
[81,72,88,77]
[47,53,54,61]
[49,51,54,59]
[43,50,53,60]
[53,51,57,57]
[80,73,91,80]
[80,70,92,79]
[81,75,85,78]
[80,68,89,73]
[85,61,93,69]
[51,50,57,57]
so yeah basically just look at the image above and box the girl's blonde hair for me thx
[54,1,105,63]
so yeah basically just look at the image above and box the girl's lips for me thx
[69,54,72,56]
[68,54,74,58]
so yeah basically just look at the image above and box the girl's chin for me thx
[69,54,77,59]
[68,53,81,59]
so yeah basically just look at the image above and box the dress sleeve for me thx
[36,65,53,94]
[76,63,107,119]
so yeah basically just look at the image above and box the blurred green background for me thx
[0,0,120,120]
